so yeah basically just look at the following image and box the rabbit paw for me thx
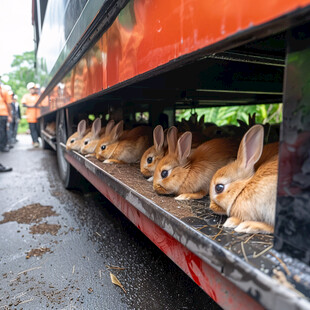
[175,194,191,200]
[103,159,124,164]
[175,191,206,200]
[223,217,241,228]
[235,221,274,234]
[103,159,114,164]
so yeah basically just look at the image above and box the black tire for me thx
[39,118,53,150]
[56,109,81,189]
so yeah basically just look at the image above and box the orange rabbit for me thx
[140,125,207,182]
[153,126,240,200]
[209,125,279,234]
[66,119,90,152]
[140,125,168,181]
[80,118,106,155]
[96,120,153,164]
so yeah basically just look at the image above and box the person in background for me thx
[0,82,13,172]
[0,82,12,152]
[8,93,21,146]
[21,82,40,147]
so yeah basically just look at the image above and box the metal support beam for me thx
[274,22,310,265]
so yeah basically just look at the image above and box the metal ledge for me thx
[61,144,310,310]
[41,130,56,151]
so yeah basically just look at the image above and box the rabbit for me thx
[209,124,279,234]
[66,119,90,151]
[140,125,208,182]
[140,125,168,181]
[80,118,107,156]
[45,122,56,135]
[95,120,153,164]
[153,126,240,200]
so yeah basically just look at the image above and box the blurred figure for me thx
[8,93,21,145]
[0,82,13,172]
[0,82,12,152]
[21,82,40,147]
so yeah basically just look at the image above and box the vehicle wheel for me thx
[39,118,53,150]
[56,109,81,189]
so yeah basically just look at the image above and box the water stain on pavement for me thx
[0,203,58,224]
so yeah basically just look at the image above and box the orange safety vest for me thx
[21,93,40,123]
[0,87,10,116]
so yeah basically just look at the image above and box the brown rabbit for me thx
[80,118,106,155]
[66,120,90,151]
[140,125,168,181]
[209,125,279,234]
[95,120,153,164]
[140,125,207,181]
[153,126,240,200]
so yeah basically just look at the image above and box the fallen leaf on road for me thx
[110,272,126,293]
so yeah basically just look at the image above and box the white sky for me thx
[0,0,34,77]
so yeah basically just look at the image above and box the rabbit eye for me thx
[147,157,153,164]
[161,170,169,179]
[70,139,75,144]
[84,140,89,145]
[101,145,106,151]
[215,184,224,194]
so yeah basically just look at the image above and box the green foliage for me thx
[2,51,36,97]
[176,104,282,125]
[0,51,36,134]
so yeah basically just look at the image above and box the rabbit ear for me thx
[91,118,101,137]
[237,119,247,129]
[77,120,86,138]
[237,125,264,169]
[105,120,115,136]
[249,113,256,126]
[167,126,178,154]
[177,132,192,164]
[163,128,169,148]
[198,115,205,127]
[153,125,164,152]
[110,120,124,140]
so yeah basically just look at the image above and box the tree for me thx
[0,51,36,133]
[1,51,36,101]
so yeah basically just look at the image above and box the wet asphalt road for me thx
[0,134,221,310]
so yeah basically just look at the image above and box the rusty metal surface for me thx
[64,146,310,310]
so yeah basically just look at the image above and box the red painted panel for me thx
[65,153,263,310]
[44,0,310,113]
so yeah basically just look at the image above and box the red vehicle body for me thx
[33,0,310,309]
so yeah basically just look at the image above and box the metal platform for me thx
[61,143,310,310]
[41,129,57,150]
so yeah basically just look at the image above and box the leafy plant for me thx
[176,104,282,125]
